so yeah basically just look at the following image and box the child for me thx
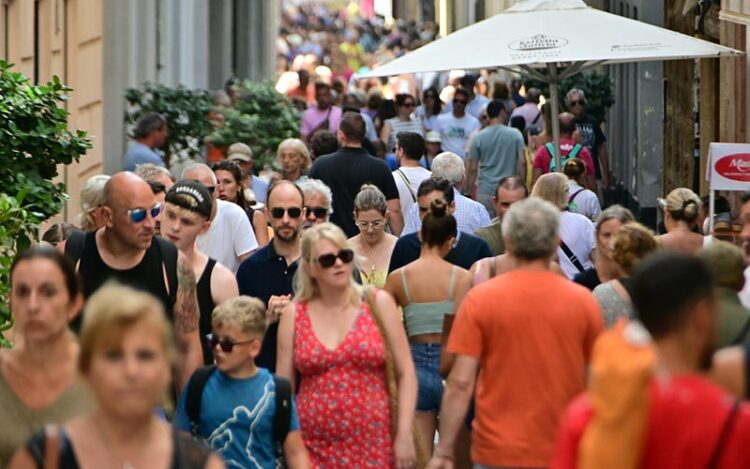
[174,296,310,468]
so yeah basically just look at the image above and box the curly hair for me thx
[611,222,659,275]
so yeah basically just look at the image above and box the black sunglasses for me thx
[205,333,255,353]
[305,206,328,219]
[569,100,585,107]
[453,99,467,105]
[270,207,303,219]
[315,249,354,268]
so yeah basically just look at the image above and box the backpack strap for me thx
[185,365,216,437]
[568,143,583,159]
[155,237,179,307]
[560,240,585,273]
[273,375,293,458]
[63,230,87,272]
[707,400,741,469]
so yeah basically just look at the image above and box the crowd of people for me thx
[5,25,750,466]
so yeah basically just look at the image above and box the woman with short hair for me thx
[276,138,311,183]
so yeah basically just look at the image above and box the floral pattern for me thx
[294,301,393,468]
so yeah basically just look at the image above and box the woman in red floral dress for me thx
[276,223,417,468]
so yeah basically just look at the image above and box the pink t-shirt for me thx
[533,138,595,176]
[300,106,343,140]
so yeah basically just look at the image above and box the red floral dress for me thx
[293,301,393,468]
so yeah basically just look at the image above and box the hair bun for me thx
[429,198,448,217]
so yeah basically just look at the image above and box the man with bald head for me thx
[532,112,597,190]
[61,171,202,389]
[181,163,258,273]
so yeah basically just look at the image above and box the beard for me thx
[274,225,300,243]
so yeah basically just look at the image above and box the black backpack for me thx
[185,366,292,466]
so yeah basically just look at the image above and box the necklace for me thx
[91,416,141,469]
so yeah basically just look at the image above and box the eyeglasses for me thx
[127,203,162,224]
[569,100,585,107]
[205,333,255,353]
[357,220,385,230]
[270,207,303,219]
[453,99,467,105]
[305,206,328,219]
[315,249,354,268]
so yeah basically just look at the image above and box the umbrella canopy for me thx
[361,0,743,172]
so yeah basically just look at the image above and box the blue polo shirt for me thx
[387,232,492,273]
[236,242,298,372]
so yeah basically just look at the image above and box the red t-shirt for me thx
[533,138,596,175]
[551,375,750,469]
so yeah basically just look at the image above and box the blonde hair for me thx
[294,223,362,305]
[611,222,659,275]
[663,187,702,223]
[212,296,267,338]
[531,173,569,210]
[78,283,175,373]
[277,138,311,172]
[354,184,387,215]
[79,174,110,231]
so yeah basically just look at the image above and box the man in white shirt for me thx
[181,163,258,273]
[434,87,481,159]
[392,132,431,217]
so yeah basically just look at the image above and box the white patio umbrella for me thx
[362,0,743,172]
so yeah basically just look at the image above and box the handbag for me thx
[364,288,429,469]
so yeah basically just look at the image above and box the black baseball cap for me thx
[165,180,213,219]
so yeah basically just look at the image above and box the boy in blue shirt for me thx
[174,296,309,468]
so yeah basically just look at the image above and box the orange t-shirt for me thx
[448,270,603,467]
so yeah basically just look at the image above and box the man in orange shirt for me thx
[428,197,603,469]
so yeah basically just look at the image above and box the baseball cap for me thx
[165,180,213,219]
[425,131,441,143]
[227,143,253,163]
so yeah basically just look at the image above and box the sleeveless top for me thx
[0,371,94,467]
[196,258,217,365]
[25,426,212,469]
[401,266,456,337]
[74,231,175,329]
[385,117,424,151]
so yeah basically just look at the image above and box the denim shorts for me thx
[410,343,443,413]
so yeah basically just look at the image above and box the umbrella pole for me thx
[547,63,562,173]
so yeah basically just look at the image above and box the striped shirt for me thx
[385,117,424,151]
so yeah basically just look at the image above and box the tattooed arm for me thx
[174,253,202,392]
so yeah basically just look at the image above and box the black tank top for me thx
[197,258,217,365]
[74,231,175,329]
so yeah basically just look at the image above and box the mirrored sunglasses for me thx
[127,203,162,223]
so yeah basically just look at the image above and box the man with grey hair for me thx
[181,163,257,272]
[135,163,175,190]
[297,178,333,229]
[430,197,603,468]
[567,88,609,189]
[401,151,491,236]
[123,112,168,171]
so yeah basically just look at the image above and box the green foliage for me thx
[124,82,214,168]
[0,60,90,345]
[523,71,615,123]
[208,80,301,170]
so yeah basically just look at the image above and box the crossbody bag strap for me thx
[569,188,586,204]
[560,240,585,273]
[395,169,417,202]
[707,400,741,469]
[44,425,60,469]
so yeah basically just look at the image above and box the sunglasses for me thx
[305,206,328,219]
[315,249,354,268]
[569,100,585,107]
[206,185,216,193]
[453,99,467,105]
[402,102,415,108]
[270,207,303,219]
[127,203,162,224]
[205,333,255,353]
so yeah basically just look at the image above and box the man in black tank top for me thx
[61,172,202,390]
[161,180,239,365]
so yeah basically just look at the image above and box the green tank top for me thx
[401,266,456,337]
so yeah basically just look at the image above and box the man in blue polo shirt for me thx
[388,177,492,272]
[236,180,305,372]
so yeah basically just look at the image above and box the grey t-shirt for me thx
[468,124,525,196]
[593,280,634,328]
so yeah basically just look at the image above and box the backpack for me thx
[185,366,293,467]
[546,142,583,172]
[64,231,178,308]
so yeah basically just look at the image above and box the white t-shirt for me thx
[196,199,258,273]
[558,211,596,279]
[392,166,432,217]
[434,113,481,159]
[567,180,602,222]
